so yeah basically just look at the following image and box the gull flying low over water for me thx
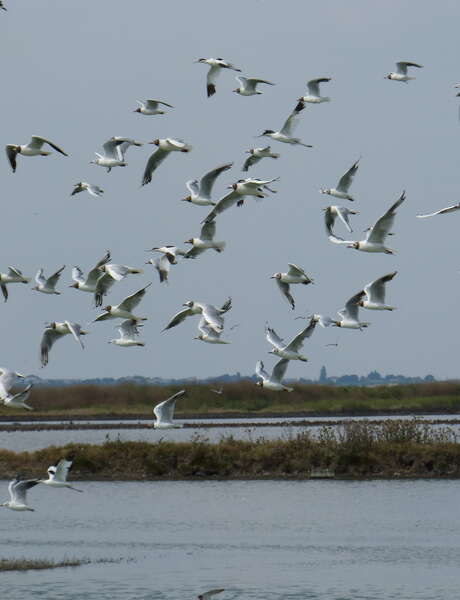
[183,221,226,258]
[385,61,423,82]
[37,456,83,492]
[265,315,319,361]
[195,57,241,97]
[324,206,359,235]
[0,266,30,301]
[417,203,460,218]
[134,99,174,115]
[182,162,233,206]
[329,191,406,254]
[320,159,360,201]
[242,146,279,172]
[255,359,293,392]
[71,182,104,197]
[0,368,33,410]
[233,76,275,96]
[163,298,232,332]
[32,265,65,295]
[1,476,39,511]
[271,264,314,310]
[142,138,192,186]
[40,321,88,367]
[295,77,331,111]
[195,317,230,344]
[6,136,68,173]
[109,319,145,347]
[359,272,398,311]
[93,283,152,322]
[257,108,312,147]
[153,390,187,428]
[70,250,111,295]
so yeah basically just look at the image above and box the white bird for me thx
[183,221,226,258]
[133,99,174,115]
[195,317,230,344]
[182,162,233,206]
[109,319,145,347]
[32,265,65,295]
[198,590,225,600]
[1,476,39,511]
[142,138,192,186]
[3,384,34,410]
[71,182,104,197]
[332,291,370,329]
[295,77,331,110]
[271,264,314,310]
[360,272,397,311]
[40,321,88,367]
[146,256,171,283]
[329,191,406,254]
[93,283,152,322]
[111,137,143,162]
[210,388,224,395]
[93,264,143,307]
[0,267,30,302]
[6,136,68,173]
[242,146,279,172]
[0,368,33,410]
[37,456,83,492]
[324,206,359,235]
[417,203,460,218]
[70,250,111,294]
[257,108,312,147]
[233,76,275,96]
[385,61,423,82]
[255,359,293,392]
[195,57,241,97]
[320,160,360,201]
[265,315,319,361]
[163,298,232,332]
[90,138,128,172]
[153,390,187,428]
[146,245,186,264]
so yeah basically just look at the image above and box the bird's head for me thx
[149,139,160,146]
[347,242,360,250]
[103,306,112,312]
[270,272,281,280]
[320,188,331,195]
[259,130,274,137]
[232,88,240,94]
[181,195,192,202]
[68,282,79,289]
[183,300,194,308]
[184,238,193,245]
[133,107,142,113]
[384,73,392,79]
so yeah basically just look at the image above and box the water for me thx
[1,479,459,599]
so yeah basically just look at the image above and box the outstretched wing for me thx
[47,265,65,288]
[286,316,318,351]
[276,280,295,309]
[265,324,284,350]
[417,204,460,218]
[162,307,193,331]
[272,358,290,383]
[203,190,239,223]
[118,283,152,312]
[336,160,359,193]
[142,147,169,186]
[200,162,233,198]
[255,360,269,381]
[341,290,365,321]
[364,272,397,304]
[366,191,406,244]
[40,328,62,367]
[64,321,85,349]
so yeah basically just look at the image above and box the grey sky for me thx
[1,1,460,380]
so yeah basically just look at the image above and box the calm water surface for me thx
[1,479,459,599]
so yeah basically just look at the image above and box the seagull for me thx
[37,456,83,492]
[255,359,293,392]
[110,137,143,162]
[93,283,152,322]
[133,99,174,115]
[265,315,319,361]
[329,191,406,254]
[183,221,226,258]
[324,206,359,235]
[195,57,241,97]
[6,136,68,173]
[90,138,128,172]
[385,61,423,82]
[271,264,314,310]
[320,159,360,201]
[295,77,331,110]
[109,319,145,347]
[3,384,33,410]
[198,590,225,600]
[332,291,370,329]
[182,162,233,206]
[32,265,65,295]
[0,267,30,302]
[71,182,104,197]
[40,321,88,367]
[142,138,192,186]
[0,368,33,410]
[417,203,460,218]
[195,317,230,344]
[153,390,187,428]
[233,76,275,96]
[94,264,144,307]
[242,146,279,172]
[257,108,312,147]
[146,245,186,264]
[360,272,397,311]
[163,298,232,332]
[146,256,171,283]
[210,387,224,395]
[70,250,111,294]
[1,476,39,511]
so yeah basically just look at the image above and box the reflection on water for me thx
[1,479,459,599]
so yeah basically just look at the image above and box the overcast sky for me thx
[1,0,460,381]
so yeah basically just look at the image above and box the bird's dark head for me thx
[181,195,192,202]
[104,305,112,312]
[150,139,160,146]
[347,242,360,250]
[68,282,79,289]
[261,130,274,135]
[184,238,193,245]
[133,107,142,113]
[270,272,281,280]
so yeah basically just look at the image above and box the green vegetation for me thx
[1,381,460,418]
[0,558,88,572]
[1,420,459,479]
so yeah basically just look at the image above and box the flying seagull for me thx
[153,390,187,428]
[265,315,319,361]
[163,298,232,332]
[183,221,226,258]
[195,57,241,97]
[242,146,279,172]
[37,456,83,492]
[0,267,30,302]
[142,138,192,186]
[385,61,423,82]
[70,250,111,296]
[320,159,360,201]
[0,368,33,410]
[271,264,314,310]
[257,108,312,147]
[417,203,460,218]
[195,317,230,344]
[40,321,88,367]
[233,76,275,96]
[295,77,331,111]
[324,206,359,235]
[255,359,293,392]
[360,272,398,311]
[134,99,174,115]
[182,162,233,206]
[32,265,65,295]
[93,283,152,322]
[109,320,145,347]
[1,476,39,511]
[71,182,104,197]
[6,135,68,173]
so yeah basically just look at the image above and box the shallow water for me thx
[1,479,459,599]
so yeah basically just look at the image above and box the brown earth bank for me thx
[1,420,459,480]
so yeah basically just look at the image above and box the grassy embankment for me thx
[0,558,106,571]
[2,381,460,418]
[1,420,459,479]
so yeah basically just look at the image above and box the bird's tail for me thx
[213,241,226,253]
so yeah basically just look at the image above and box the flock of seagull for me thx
[2,51,459,509]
